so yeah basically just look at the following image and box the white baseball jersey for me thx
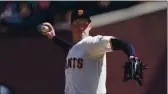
[65,35,114,94]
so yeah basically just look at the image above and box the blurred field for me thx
[0,1,167,94]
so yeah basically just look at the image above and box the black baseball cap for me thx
[71,9,91,23]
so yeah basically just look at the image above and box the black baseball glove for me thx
[122,57,149,86]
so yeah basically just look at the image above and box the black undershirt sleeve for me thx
[52,36,73,54]
[110,38,135,57]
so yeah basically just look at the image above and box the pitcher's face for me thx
[71,19,91,38]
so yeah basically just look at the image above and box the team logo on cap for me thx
[78,9,84,16]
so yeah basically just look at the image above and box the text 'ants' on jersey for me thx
[66,58,84,69]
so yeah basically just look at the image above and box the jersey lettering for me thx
[66,58,83,69]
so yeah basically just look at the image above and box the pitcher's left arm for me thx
[91,35,147,86]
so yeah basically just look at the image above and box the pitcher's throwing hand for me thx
[41,22,55,39]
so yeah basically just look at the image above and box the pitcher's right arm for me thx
[41,22,72,53]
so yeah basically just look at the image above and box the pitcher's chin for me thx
[82,33,89,39]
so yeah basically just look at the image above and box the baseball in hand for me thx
[41,25,49,33]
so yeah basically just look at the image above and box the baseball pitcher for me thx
[41,9,147,94]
